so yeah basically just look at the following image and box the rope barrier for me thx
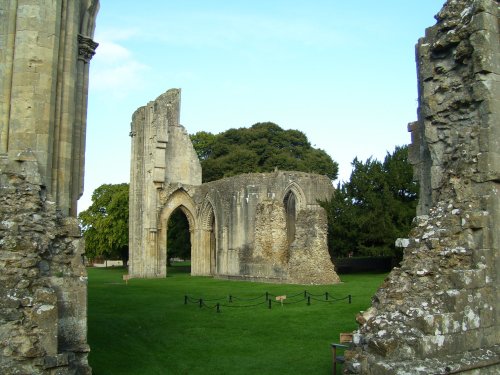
[184,291,353,312]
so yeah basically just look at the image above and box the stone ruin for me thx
[128,89,340,284]
[345,0,499,373]
[0,1,98,374]
[1,0,499,373]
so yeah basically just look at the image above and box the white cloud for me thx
[90,60,149,94]
[90,29,149,97]
[94,40,132,65]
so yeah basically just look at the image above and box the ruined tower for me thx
[0,1,99,373]
[345,0,499,373]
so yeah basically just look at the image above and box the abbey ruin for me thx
[1,0,499,373]
[0,0,98,373]
[128,89,340,284]
[345,0,500,373]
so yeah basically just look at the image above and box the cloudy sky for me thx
[81,0,444,212]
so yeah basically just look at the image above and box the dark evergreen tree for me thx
[320,145,418,259]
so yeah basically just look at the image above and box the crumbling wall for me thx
[288,208,339,285]
[196,171,339,284]
[0,155,90,374]
[345,0,499,373]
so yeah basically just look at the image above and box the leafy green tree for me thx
[79,183,129,265]
[190,131,217,160]
[191,122,338,182]
[320,145,418,259]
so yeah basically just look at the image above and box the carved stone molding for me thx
[78,34,99,63]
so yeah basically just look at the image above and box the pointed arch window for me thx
[284,191,296,245]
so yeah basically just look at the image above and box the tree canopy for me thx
[79,183,129,264]
[320,145,418,259]
[191,122,338,182]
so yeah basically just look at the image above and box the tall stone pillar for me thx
[129,89,203,278]
[0,0,99,216]
[345,1,499,373]
[0,1,98,374]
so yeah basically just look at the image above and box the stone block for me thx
[471,30,500,74]
[449,268,487,289]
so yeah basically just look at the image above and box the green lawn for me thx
[87,266,386,375]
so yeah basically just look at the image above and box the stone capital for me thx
[78,34,99,63]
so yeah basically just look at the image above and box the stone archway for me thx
[282,182,306,247]
[158,189,197,277]
[198,198,217,276]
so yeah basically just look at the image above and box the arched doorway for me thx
[167,207,191,271]
[158,189,198,276]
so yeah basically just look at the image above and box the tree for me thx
[191,122,338,182]
[320,145,418,259]
[79,183,129,265]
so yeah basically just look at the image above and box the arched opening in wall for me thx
[167,207,192,273]
[209,211,216,275]
[284,191,296,245]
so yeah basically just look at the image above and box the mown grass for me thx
[88,266,386,374]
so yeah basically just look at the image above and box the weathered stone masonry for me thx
[129,89,340,284]
[345,1,499,374]
[0,1,98,374]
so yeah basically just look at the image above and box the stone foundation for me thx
[0,156,90,374]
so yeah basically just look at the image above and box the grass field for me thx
[87,266,386,374]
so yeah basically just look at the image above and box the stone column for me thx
[0,0,99,216]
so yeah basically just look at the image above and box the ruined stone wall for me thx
[128,91,340,283]
[0,156,90,374]
[0,0,99,217]
[196,171,339,284]
[345,0,499,373]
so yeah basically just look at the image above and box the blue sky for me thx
[81,1,444,212]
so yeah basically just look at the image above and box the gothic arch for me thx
[158,189,198,276]
[199,197,217,275]
[282,182,306,211]
[282,182,306,246]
